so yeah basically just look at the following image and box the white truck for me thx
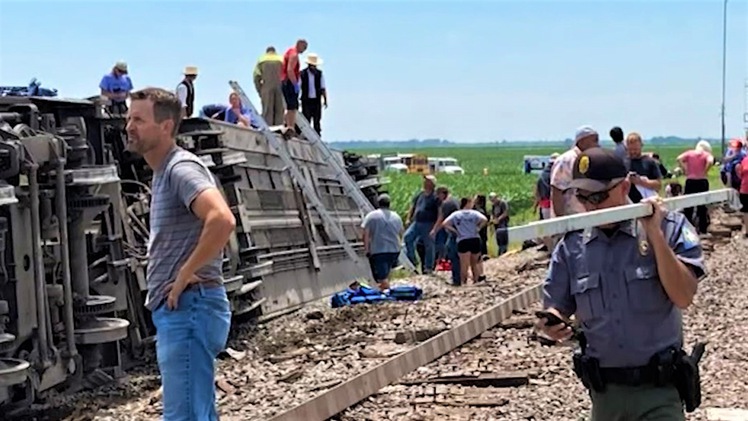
[428,157,465,175]
[523,155,553,174]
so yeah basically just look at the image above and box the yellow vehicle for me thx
[398,153,430,175]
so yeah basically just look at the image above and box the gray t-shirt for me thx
[361,208,403,255]
[443,209,487,242]
[145,147,224,310]
[440,197,459,220]
[491,199,509,228]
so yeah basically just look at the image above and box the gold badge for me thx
[639,240,649,256]
[579,155,590,174]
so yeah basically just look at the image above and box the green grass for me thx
[356,144,724,230]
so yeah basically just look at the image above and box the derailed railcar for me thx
[175,117,374,319]
[0,95,380,413]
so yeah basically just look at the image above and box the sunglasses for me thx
[575,180,623,205]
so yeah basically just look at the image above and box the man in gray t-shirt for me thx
[489,193,509,256]
[126,88,236,419]
[361,194,403,290]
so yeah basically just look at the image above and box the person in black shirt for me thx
[651,153,672,179]
[404,175,441,273]
[624,132,662,203]
[473,194,489,261]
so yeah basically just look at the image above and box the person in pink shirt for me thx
[735,155,748,237]
[677,140,714,234]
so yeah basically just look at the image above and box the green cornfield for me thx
[354,144,725,227]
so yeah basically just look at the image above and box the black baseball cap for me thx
[569,147,628,192]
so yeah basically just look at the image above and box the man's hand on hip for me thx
[165,269,199,310]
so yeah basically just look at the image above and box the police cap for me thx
[569,147,628,192]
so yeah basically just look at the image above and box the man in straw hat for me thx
[253,46,285,126]
[99,60,133,115]
[176,66,198,118]
[300,52,328,136]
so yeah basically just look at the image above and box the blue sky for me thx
[0,0,746,142]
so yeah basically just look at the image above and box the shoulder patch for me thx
[679,223,700,251]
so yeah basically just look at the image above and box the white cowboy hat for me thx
[305,53,323,66]
[184,65,198,76]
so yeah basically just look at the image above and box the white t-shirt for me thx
[176,84,188,107]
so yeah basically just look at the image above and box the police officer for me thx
[537,147,705,421]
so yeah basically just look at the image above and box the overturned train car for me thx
[0,95,384,411]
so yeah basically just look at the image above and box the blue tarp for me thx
[0,79,58,97]
[330,283,423,308]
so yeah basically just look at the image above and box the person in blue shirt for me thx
[720,138,746,190]
[219,93,256,128]
[99,61,133,115]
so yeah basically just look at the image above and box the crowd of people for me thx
[98,38,328,135]
[360,174,512,288]
[361,124,748,291]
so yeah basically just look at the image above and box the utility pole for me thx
[744,79,748,141]
[720,0,728,157]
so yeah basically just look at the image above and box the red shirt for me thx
[281,47,299,82]
[739,156,748,194]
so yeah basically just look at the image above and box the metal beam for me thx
[267,284,542,421]
[267,189,737,421]
[508,189,738,244]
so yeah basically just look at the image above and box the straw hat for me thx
[184,66,198,76]
[305,53,323,66]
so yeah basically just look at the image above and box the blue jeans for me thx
[152,285,232,421]
[495,226,508,255]
[404,221,435,272]
[446,233,461,285]
[434,229,448,260]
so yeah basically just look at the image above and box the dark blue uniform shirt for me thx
[543,210,706,368]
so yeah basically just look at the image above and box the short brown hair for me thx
[130,87,183,135]
[625,132,642,144]
[436,186,449,195]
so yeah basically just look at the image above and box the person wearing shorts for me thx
[736,155,748,237]
[280,39,308,133]
[361,194,403,290]
[442,197,488,285]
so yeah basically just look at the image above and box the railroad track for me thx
[335,211,748,421]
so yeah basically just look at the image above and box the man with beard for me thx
[125,88,235,420]
[538,147,704,420]
[624,132,662,203]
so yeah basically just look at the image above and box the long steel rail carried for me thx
[268,189,739,421]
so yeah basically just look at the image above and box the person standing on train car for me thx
[175,65,198,118]
[253,46,284,126]
[300,53,328,136]
[125,88,235,421]
[281,39,308,133]
[538,147,705,421]
[99,61,133,115]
